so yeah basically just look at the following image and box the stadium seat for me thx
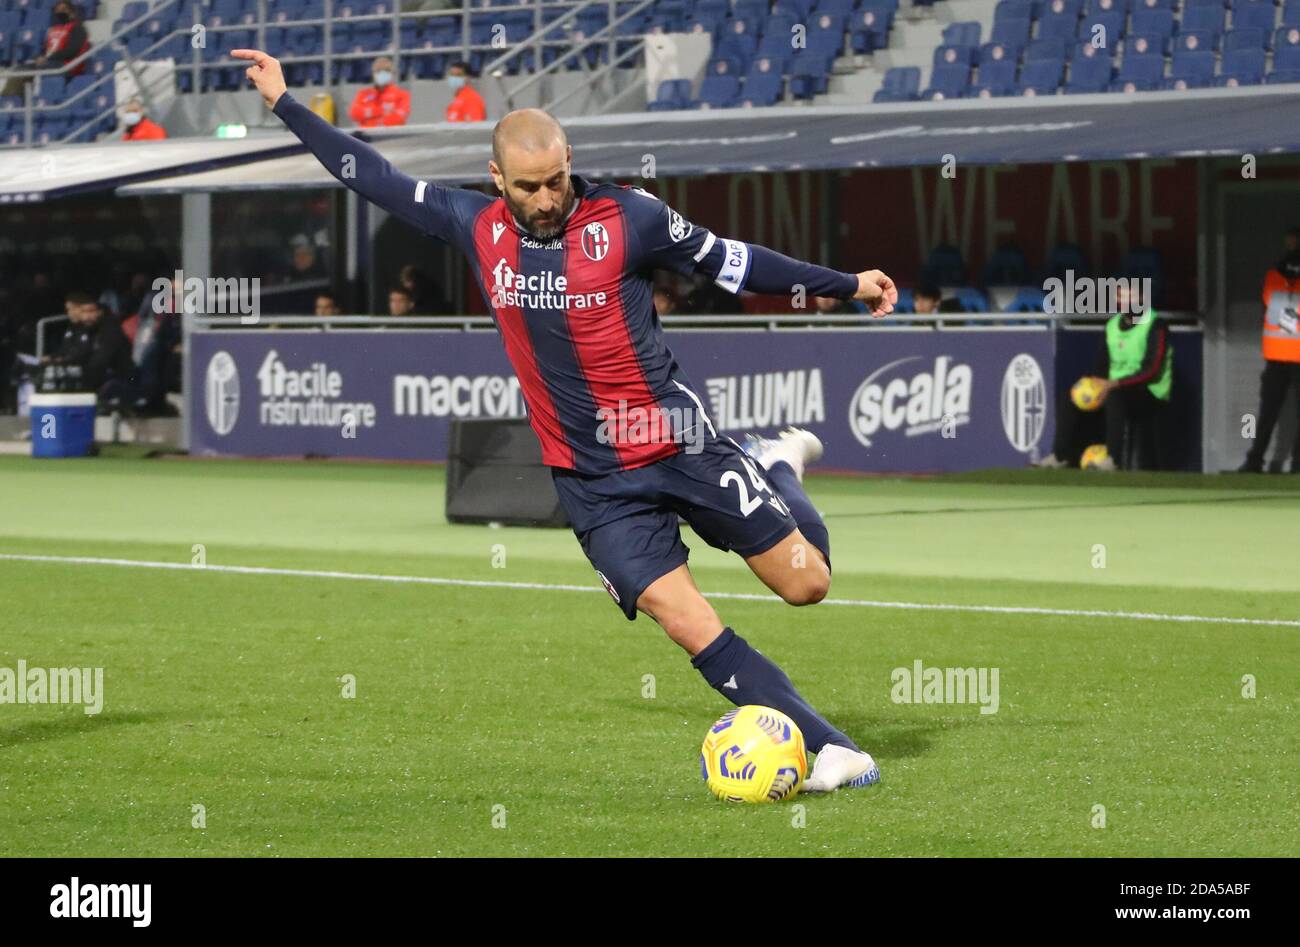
[953,287,990,312]
[1078,11,1124,51]
[1174,29,1218,55]
[1115,51,1164,85]
[1166,49,1216,88]
[695,74,740,108]
[971,58,1018,96]
[1121,247,1165,306]
[1275,35,1300,70]
[1131,8,1176,43]
[994,0,1034,22]
[1284,0,1300,28]
[1234,1,1278,36]
[1267,67,1300,83]
[991,17,1031,48]
[924,63,971,99]
[934,44,977,68]
[741,70,784,106]
[1037,12,1080,47]
[1025,37,1069,62]
[1041,0,1084,16]
[983,247,1030,286]
[789,52,833,98]
[648,78,692,110]
[1020,58,1064,93]
[922,245,965,285]
[1085,0,1130,14]
[1067,45,1113,91]
[1006,286,1048,312]
[850,6,894,54]
[979,42,1021,67]
[872,65,921,101]
[1041,244,1090,281]
[1131,0,1174,9]
[716,19,758,70]
[1180,7,1225,42]
[755,34,795,74]
[1224,28,1268,52]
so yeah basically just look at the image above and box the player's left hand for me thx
[854,269,898,316]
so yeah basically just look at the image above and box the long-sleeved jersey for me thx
[273,92,860,474]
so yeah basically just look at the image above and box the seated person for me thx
[0,2,90,98]
[108,298,181,413]
[349,56,411,128]
[913,284,943,314]
[1038,283,1173,470]
[41,292,135,398]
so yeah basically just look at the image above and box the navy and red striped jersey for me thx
[274,93,859,474]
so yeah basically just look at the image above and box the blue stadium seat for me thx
[1025,37,1069,61]
[1040,244,1089,282]
[1275,38,1300,70]
[1084,0,1130,15]
[648,78,692,110]
[773,0,815,20]
[1224,27,1267,51]
[924,62,971,98]
[953,287,990,312]
[810,11,848,35]
[1219,47,1266,83]
[1167,49,1215,86]
[994,0,1034,21]
[1040,0,1084,16]
[934,44,977,67]
[1037,12,1080,46]
[1067,45,1112,91]
[979,41,1021,66]
[1174,29,1218,54]
[922,246,965,285]
[1277,25,1300,56]
[941,21,981,48]
[1284,0,1300,28]
[814,0,856,19]
[755,35,795,73]
[1121,247,1165,306]
[971,58,1018,95]
[850,6,894,54]
[695,74,740,108]
[991,16,1030,47]
[1125,31,1167,57]
[740,70,784,106]
[1006,286,1048,313]
[1115,50,1164,85]
[1266,67,1300,83]
[716,19,758,70]
[1078,11,1123,51]
[983,247,1029,285]
[788,51,832,98]
[1181,6,1225,40]
[872,65,921,101]
[1019,57,1064,93]
[1233,0,1277,35]
[1131,8,1175,42]
[804,27,844,72]
[1130,0,1173,9]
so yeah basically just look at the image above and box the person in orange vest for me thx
[1240,238,1300,473]
[120,99,167,141]
[348,56,410,128]
[445,61,486,123]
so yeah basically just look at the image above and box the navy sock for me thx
[691,627,858,753]
[765,460,830,568]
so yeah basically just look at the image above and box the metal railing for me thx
[2,0,660,147]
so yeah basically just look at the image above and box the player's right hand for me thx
[854,269,898,317]
[230,48,287,110]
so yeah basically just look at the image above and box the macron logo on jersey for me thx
[492,221,506,244]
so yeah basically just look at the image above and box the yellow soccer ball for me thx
[1071,376,1108,411]
[700,705,807,803]
[1080,443,1111,469]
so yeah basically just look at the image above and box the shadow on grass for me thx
[0,710,169,749]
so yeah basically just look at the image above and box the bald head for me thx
[491,108,567,172]
[489,109,574,239]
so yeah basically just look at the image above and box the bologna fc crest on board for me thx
[581,222,610,262]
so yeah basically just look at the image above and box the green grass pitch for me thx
[0,451,1296,856]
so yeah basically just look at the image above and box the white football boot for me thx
[743,427,824,481]
[802,745,881,793]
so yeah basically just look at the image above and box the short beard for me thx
[505,180,575,240]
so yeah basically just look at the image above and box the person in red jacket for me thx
[348,56,410,128]
[445,61,486,122]
[120,99,167,141]
[0,1,90,97]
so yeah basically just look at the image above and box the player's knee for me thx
[780,571,830,606]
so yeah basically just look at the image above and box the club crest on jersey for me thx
[581,222,610,262]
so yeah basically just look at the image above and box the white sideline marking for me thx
[1,552,1297,628]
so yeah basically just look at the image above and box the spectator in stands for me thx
[913,284,943,315]
[1037,283,1172,471]
[105,293,181,414]
[1,1,90,97]
[349,56,411,128]
[315,291,342,317]
[1239,241,1300,473]
[120,99,167,141]
[388,286,416,316]
[41,292,134,395]
[445,61,487,123]
[398,264,450,314]
[286,234,327,283]
[814,295,856,315]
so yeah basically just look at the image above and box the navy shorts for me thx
[552,436,797,620]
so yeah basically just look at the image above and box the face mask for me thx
[448,75,466,91]
[55,10,71,22]
[374,70,392,87]
[123,111,142,126]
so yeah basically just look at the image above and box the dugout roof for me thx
[118,85,1300,196]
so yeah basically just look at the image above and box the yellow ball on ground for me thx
[700,705,807,803]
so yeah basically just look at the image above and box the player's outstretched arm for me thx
[231,48,483,244]
[743,245,898,316]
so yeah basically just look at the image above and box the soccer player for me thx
[233,48,897,792]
